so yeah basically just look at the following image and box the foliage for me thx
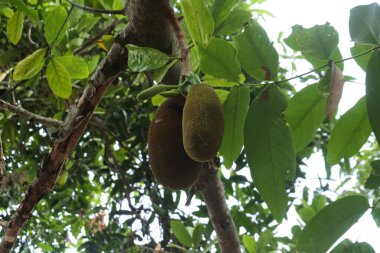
[0,0,380,252]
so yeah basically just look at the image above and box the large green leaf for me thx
[211,0,237,27]
[215,8,251,36]
[197,38,241,82]
[126,44,170,72]
[234,21,279,80]
[220,85,250,168]
[54,56,89,79]
[327,97,371,164]
[364,160,380,189]
[169,220,193,248]
[45,6,68,45]
[285,24,339,61]
[365,49,380,145]
[349,3,380,45]
[350,44,374,71]
[285,84,327,152]
[244,85,296,223]
[181,0,214,44]
[46,59,72,99]
[6,10,23,45]
[242,235,256,253]
[13,48,46,81]
[297,195,369,253]
[192,224,205,247]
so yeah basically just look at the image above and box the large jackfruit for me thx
[182,84,224,162]
[148,96,201,190]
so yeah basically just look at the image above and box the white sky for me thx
[259,0,380,251]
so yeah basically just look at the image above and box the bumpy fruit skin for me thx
[183,83,224,162]
[148,96,201,190]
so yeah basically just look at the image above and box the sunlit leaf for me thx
[220,85,250,168]
[297,195,369,253]
[244,85,296,223]
[181,0,214,44]
[192,224,205,247]
[46,59,72,99]
[211,0,237,27]
[45,6,68,45]
[215,9,251,35]
[242,235,256,253]
[54,56,89,79]
[6,11,23,45]
[350,44,374,71]
[13,48,46,81]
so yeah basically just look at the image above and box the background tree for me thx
[0,0,379,253]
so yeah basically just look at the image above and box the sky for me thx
[259,0,380,251]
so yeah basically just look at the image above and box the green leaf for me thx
[192,224,205,247]
[285,24,339,61]
[45,6,68,45]
[365,49,380,145]
[349,3,380,45]
[327,97,371,164]
[242,235,256,253]
[197,38,241,82]
[364,161,380,189]
[244,85,296,223]
[297,195,370,253]
[372,206,380,227]
[126,44,170,72]
[13,48,46,81]
[6,11,24,45]
[285,84,327,152]
[7,0,38,21]
[234,21,279,80]
[170,220,193,248]
[181,0,214,44]
[211,0,237,27]
[54,56,89,79]
[220,85,250,168]
[330,239,353,253]
[47,59,72,99]
[350,44,374,71]
[215,9,251,36]
[136,85,178,102]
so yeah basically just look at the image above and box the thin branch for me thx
[197,161,241,253]
[0,100,63,129]
[0,80,27,100]
[67,0,125,15]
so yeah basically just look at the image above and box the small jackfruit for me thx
[182,83,224,162]
[148,96,201,190]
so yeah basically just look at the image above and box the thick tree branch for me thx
[197,162,241,253]
[0,100,63,129]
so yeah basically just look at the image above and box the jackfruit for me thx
[182,83,224,162]
[148,96,201,190]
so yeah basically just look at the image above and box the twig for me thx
[0,100,63,129]
[0,80,27,100]
[67,0,125,15]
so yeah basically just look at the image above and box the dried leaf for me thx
[327,62,344,119]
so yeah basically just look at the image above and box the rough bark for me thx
[0,1,241,252]
[197,163,242,253]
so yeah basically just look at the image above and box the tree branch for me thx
[67,0,126,15]
[197,162,241,253]
[0,1,183,252]
[0,100,63,129]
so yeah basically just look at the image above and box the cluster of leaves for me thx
[0,0,380,253]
